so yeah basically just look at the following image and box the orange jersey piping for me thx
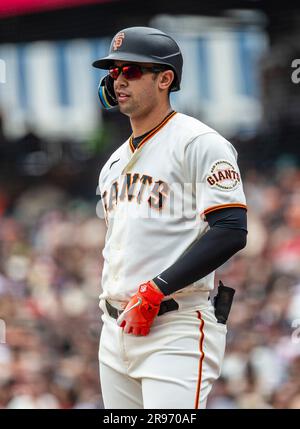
[129,111,177,153]
[203,203,247,217]
[194,311,205,409]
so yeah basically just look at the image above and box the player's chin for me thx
[118,102,132,115]
[118,97,137,111]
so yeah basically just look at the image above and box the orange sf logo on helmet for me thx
[113,32,125,51]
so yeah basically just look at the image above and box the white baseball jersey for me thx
[98,112,246,304]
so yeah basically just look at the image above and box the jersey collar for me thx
[129,111,177,153]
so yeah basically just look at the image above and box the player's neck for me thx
[130,103,173,138]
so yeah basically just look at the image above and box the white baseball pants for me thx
[98,293,227,409]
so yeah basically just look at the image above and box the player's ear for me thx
[158,70,174,91]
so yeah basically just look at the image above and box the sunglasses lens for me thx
[109,65,144,80]
[122,65,143,80]
[109,67,120,80]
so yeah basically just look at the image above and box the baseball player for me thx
[93,26,247,409]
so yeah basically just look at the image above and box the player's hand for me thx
[117,281,164,336]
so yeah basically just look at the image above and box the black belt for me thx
[105,298,179,320]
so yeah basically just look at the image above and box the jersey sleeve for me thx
[183,132,247,218]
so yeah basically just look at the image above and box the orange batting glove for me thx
[117,281,164,336]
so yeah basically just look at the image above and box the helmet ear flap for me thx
[97,75,118,109]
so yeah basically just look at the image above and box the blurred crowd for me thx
[0,148,300,409]
[0,186,106,408]
[208,165,300,409]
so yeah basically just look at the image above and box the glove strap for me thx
[138,281,164,305]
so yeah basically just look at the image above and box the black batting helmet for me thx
[92,26,183,92]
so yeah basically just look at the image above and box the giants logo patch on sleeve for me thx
[206,160,241,191]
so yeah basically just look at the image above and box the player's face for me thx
[112,61,163,118]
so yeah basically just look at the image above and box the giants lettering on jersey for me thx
[101,173,169,213]
[206,160,241,191]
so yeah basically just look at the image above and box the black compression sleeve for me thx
[152,208,247,296]
[205,207,248,231]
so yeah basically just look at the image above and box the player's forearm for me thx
[152,221,247,296]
